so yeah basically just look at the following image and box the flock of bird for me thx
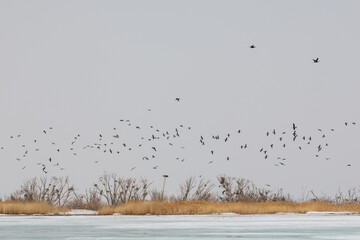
[0,45,356,175]
[0,104,357,175]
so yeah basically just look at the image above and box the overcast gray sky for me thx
[1,0,360,199]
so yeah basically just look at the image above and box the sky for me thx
[1,0,360,199]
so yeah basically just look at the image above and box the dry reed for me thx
[0,201,68,215]
[98,201,360,215]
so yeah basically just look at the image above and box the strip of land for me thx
[2,200,360,215]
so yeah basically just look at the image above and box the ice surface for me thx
[1,214,360,239]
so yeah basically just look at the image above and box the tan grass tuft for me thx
[0,201,68,215]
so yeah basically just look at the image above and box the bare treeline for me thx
[7,174,360,209]
[216,175,291,202]
[9,176,75,206]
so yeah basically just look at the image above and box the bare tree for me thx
[52,177,75,206]
[93,173,151,206]
[217,175,244,202]
[83,187,102,209]
[216,175,290,203]
[333,187,360,204]
[178,177,215,201]
[68,187,103,210]
[179,176,197,201]
[150,189,164,201]
[10,176,75,206]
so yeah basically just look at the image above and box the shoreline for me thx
[1,210,360,216]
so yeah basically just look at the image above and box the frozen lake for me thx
[1,213,360,239]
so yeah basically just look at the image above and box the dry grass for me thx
[99,201,360,215]
[2,200,360,215]
[0,201,69,215]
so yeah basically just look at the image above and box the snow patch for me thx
[59,209,98,215]
[305,211,357,215]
